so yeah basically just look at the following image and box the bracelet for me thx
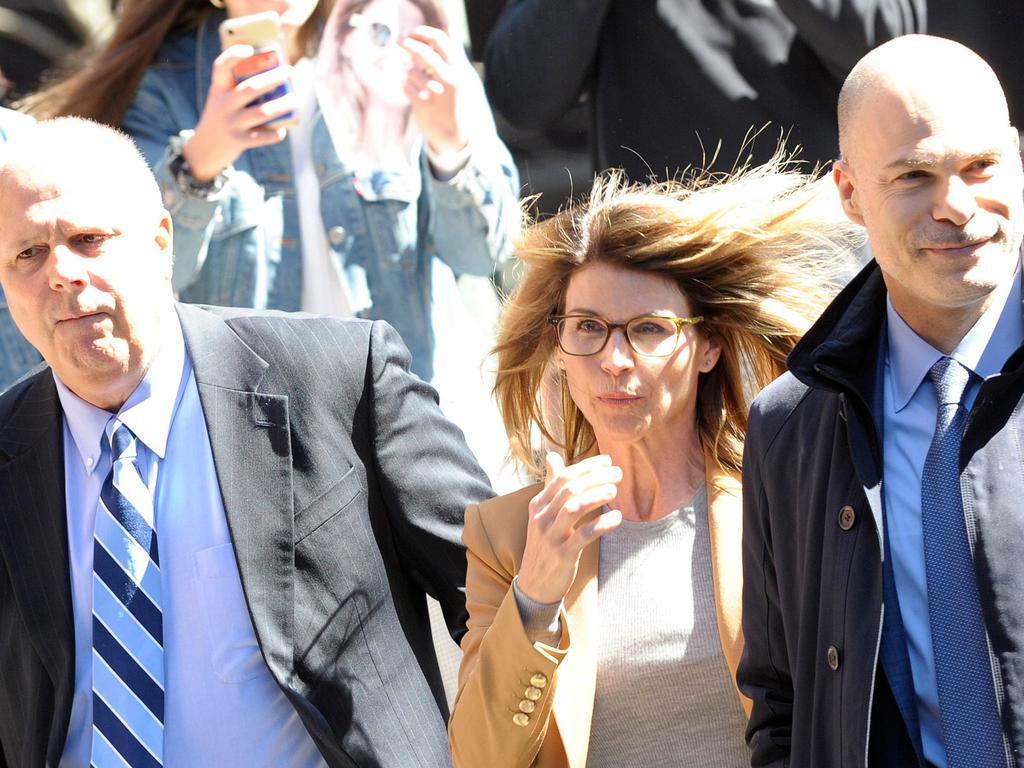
[168,130,228,197]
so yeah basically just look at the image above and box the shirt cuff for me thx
[425,140,471,182]
[512,575,563,646]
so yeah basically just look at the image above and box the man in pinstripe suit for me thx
[0,117,492,767]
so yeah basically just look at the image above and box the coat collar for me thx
[788,259,888,407]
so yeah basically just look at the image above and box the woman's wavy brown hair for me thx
[494,156,863,479]
[20,0,332,125]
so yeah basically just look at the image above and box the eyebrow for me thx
[561,308,678,319]
[882,146,1004,172]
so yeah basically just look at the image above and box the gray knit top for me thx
[515,485,749,766]
[585,484,749,766]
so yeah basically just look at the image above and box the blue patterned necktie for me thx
[921,357,1005,767]
[91,419,164,767]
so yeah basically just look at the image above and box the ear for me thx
[699,333,721,373]
[833,159,865,226]
[155,214,174,280]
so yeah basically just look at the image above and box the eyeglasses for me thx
[348,14,396,47]
[548,314,704,357]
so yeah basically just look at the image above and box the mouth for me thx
[598,392,643,405]
[57,310,106,325]
[921,237,992,257]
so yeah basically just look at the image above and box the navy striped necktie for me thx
[91,419,164,767]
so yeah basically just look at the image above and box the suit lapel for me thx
[0,371,76,756]
[176,304,296,682]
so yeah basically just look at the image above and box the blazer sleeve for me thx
[365,320,494,644]
[448,502,572,768]
[737,400,793,767]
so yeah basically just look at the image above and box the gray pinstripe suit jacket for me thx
[0,302,492,767]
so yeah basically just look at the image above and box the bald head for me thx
[0,116,164,218]
[831,34,1024,355]
[838,35,1011,163]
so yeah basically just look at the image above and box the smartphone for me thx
[219,11,297,129]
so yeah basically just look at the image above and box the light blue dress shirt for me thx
[57,315,325,767]
[883,271,1023,768]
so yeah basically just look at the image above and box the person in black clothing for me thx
[483,1,1023,183]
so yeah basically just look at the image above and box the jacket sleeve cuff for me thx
[512,575,563,646]
[425,139,472,182]
[155,131,231,229]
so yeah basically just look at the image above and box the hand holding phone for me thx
[182,13,297,183]
[218,11,297,130]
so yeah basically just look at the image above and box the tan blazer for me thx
[448,460,748,768]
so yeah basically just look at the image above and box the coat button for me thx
[512,712,530,727]
[524,686,542,701]
[530,673,548,688]
[327,225,347,246]
[518,699,536,713]
[838,505,856,530]
[827,645,841,671]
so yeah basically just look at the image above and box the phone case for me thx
[218,11,297,129]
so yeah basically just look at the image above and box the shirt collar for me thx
[886,267,1023,412]
[55,313,188,474]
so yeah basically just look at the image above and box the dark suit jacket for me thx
[0,303,493,767]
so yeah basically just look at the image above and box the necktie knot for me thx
[106,419,138,462]
[928,356,972,407]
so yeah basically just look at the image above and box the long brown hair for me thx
[21,0,331,126]
[495,158,863,479]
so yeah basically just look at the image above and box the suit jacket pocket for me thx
[194,543,265,683]
[294,464,362,544]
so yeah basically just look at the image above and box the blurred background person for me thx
[448,160,860,767]
[24,0,519,460]
[0,0,113,100]
[482,0,869,184]
[478,1,1024,197]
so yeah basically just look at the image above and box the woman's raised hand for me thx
[516,453,623,606]
[184,45,297,182]
[399,26,471,156]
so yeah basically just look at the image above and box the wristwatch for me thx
[167,130,228,197]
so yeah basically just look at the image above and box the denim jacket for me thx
[121,13,519,380]
[0,108,43,391]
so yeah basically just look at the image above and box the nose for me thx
[47,244,89,292]
[933,175,978,226]
[600,328,635,375]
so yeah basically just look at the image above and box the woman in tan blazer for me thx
[449,162,861,767]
